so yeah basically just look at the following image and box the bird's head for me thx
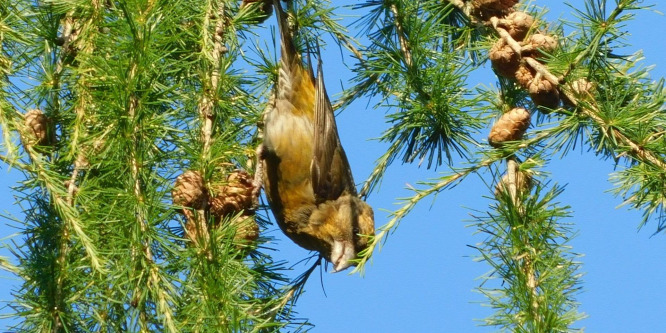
[310,195,375,272]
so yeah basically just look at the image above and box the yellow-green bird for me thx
[259,0,375,272]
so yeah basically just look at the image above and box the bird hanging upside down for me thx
[258,0,375,272]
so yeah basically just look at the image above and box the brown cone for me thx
[562,78,595,106]
[494,169,533,197]
[210,170,256,217]
[498,11,534,41]
[490,39,520,78]
[488,107,531,147]
[172,170,207,209]
[471,0,520,18]
[24,109,50,146]
[524,33,558,55]
[514,63,535,88]
[528,77,560,109]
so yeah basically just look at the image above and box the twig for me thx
[390,4,413,68]
[333,31,363,61]
[506,158,518,204]
[201,1,227,158]
[0,153,27,170]
[506,157,539,317]
[523,250,539,320]
[523,57,560,86]
[489,17,522,55]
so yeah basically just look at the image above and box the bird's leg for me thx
[251,143,266,208]
[252,92,273,208]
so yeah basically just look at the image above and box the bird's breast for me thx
[263,102,316,217]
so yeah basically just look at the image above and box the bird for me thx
[258,0,375,272]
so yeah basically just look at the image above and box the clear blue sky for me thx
[1,1,666,332]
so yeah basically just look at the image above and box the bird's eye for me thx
[353,227,360,234]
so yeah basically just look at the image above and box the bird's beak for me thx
[331,239,355,272]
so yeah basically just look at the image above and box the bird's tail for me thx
[273,1,316,107]
[273,0,296,67]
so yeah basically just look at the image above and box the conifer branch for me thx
[54,3,112,328]
[121,6,174,328]
[55,8,92,329]
[563,88,666,170]
[18,6,104,281]
[464,0,666,180]
[201,0,228,159]
[18,142,103,267]
[186,0,232,249]
[354,156,496,274]
[561,0,634,79]
[389,4,412,68]
[506,158,539,321]
[127,92,155,332]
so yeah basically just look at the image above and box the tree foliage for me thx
[1,0,664,331]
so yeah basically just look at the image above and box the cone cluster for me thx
[482,2,562,110]
[172,169,259,246]
[473,1,547,200]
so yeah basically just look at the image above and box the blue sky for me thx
[1,1,666,332]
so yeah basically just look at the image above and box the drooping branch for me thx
[354,156,496,274]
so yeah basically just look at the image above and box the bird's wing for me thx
[311,59,358,203]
